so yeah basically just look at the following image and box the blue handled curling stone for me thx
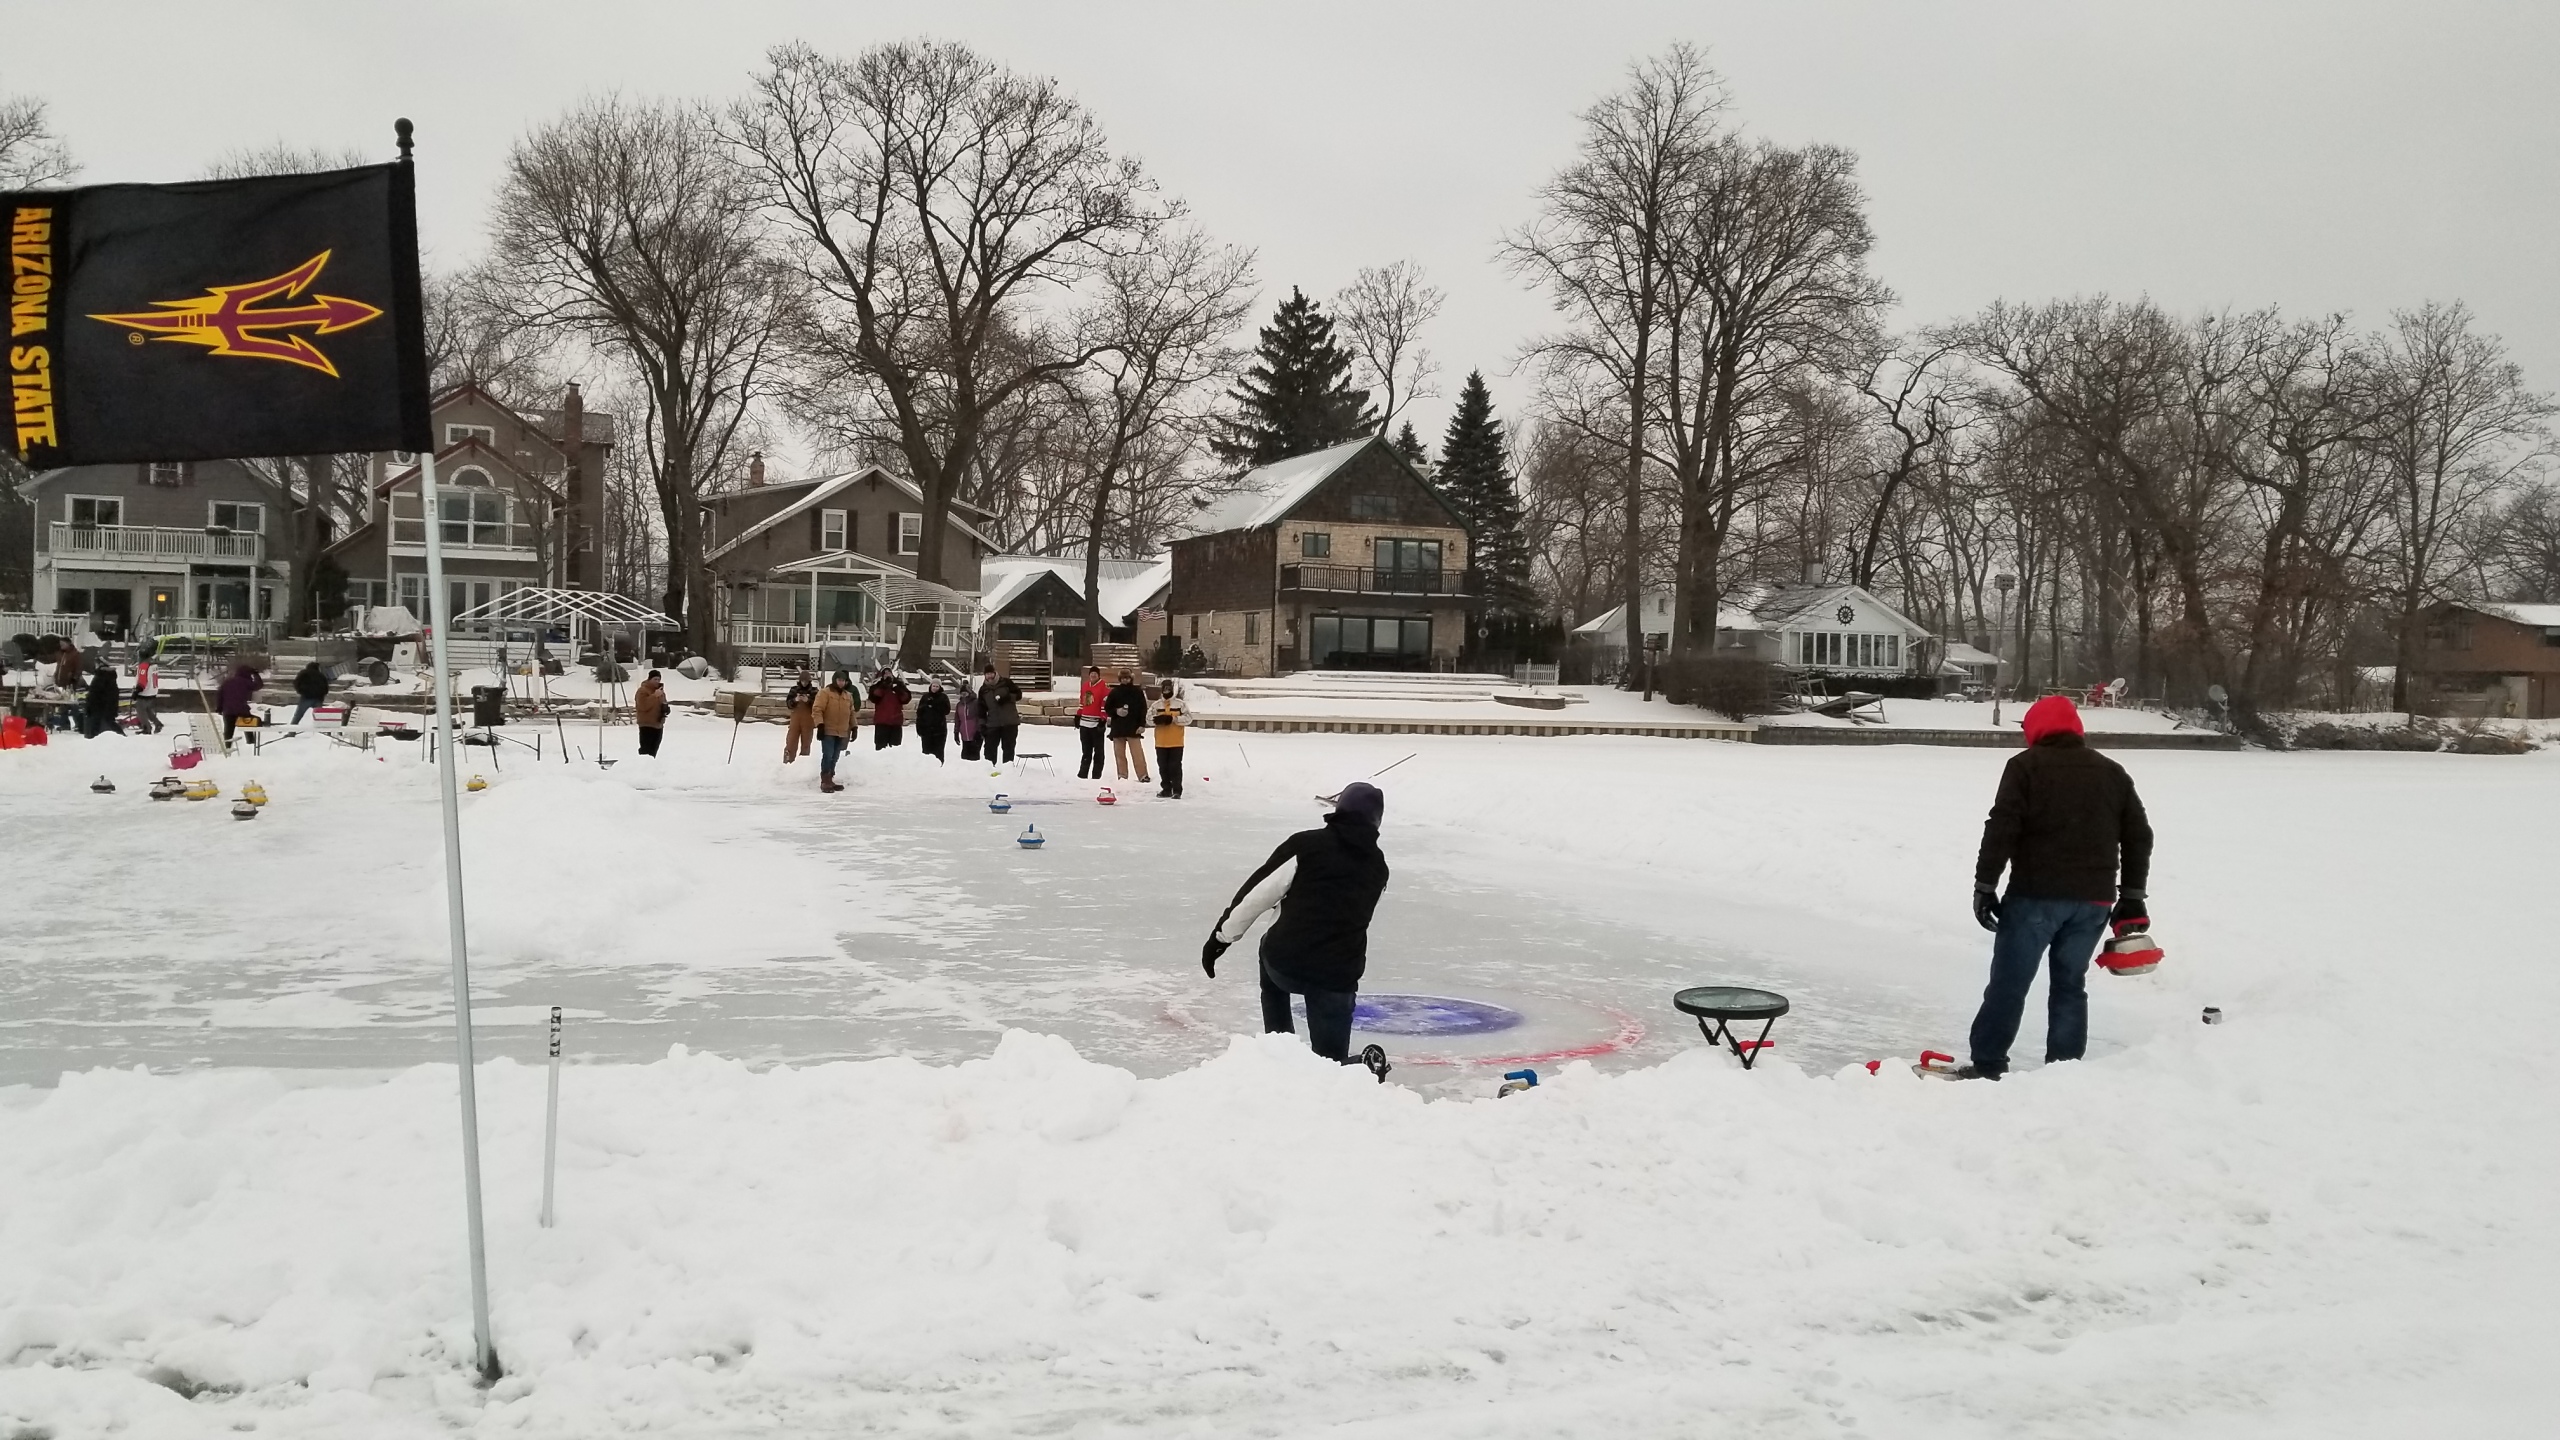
[988,793,1012,813]
[1017,822,1044,848]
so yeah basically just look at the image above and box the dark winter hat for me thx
[1332,782,1384,829]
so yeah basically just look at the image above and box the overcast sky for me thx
[14,0,2558,450]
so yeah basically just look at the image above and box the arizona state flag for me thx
[6,161,431,466]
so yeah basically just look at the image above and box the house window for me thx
[1349,494,1396,520]
[450,465,493,487]
[210,501,264,533]
[1311,614,1431,662]
[1245,612,1259,646]
[897,512,923,555]
[348,580,388,610]
[146,462,188,487]
[390,451,418,466]
[58,587,92,614]
[68,496,123,527]
[1373,538,1443,591]
[445,423,496,447]
[439,490,512,547]
[1301,532,1332,558]
[1188,615,1199,640]
[821,509,848,550]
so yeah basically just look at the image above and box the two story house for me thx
[19,456,294,640]
[1168,436,1472,676]
[700,462,996,663]
[326,383,616,624]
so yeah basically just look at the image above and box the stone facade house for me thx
[1168,437,1471,677]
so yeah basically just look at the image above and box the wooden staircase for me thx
[993,640,1052,691]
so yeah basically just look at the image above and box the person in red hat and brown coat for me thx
[1960,694,2154,1079]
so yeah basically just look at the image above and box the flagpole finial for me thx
[395,118,414,163]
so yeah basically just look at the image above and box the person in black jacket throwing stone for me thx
[1962,694,2154,1080]
[1203,782,1392,1076]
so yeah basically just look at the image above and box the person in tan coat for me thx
[782,668,818,763]
[812,672,857,792]
[634,671,669,756]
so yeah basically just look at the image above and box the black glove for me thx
[2110,889,2148,931]
[1201,936,1229,977]
[1973,883,2002,932]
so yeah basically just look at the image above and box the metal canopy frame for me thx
[448,586,677,631]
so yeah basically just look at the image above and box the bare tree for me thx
[485,95,793,651]
[1655,136,1889,655]
[0,87,75,189]
[1332,259,1443,437]
[1506,45,1727,683]
[1067,228,1253,624]
[733,39,1174,663]
[2366,302,2554,709]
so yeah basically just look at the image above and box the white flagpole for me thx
[420,445,500,1382]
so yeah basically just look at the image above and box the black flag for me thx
[6,161,431,466]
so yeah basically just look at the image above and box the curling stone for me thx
[91,775,116,794]
[1016,822,1044,849]
[241,781,269,807]
[149,776,187,801]
[466,774,489,793]
[229,798,260,821]
[2096,921,2163,976]
[988,793,1012,813]
[184,778,219,802]
[1497,1068,1539,1098]
[1095,786,1116,806]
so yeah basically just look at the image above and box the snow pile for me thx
[6,1009,2553,1437]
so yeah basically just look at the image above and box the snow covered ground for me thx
[4,716,2557,1436]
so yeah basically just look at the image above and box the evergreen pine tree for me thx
[1213,288,1376,468]
[1392,421,1432,477]
[1437,370,1534,626]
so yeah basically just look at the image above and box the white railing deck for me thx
[48,523,265,565]
[0,612,88,637]
[720,620,968,654]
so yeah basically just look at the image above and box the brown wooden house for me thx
[2411,600,2560,718]
[1168,437,1472,676]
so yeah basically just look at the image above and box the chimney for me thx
[749,451,766,487]
[559,382,591,588]
[1802,560,1826,587]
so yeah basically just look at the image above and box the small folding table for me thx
[1673,985,1790,1070]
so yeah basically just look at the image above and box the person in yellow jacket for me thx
[812,672,857,792]
[1149,680,1188,799]
[781,667,818,763]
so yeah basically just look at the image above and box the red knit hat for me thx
[2021,694,2084,745]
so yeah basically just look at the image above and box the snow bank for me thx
[6,1009,2553,1438]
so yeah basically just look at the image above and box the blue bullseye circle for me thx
[1351,994,1524,1036]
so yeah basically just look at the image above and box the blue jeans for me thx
[1969,895,2108,1076]
[1259,959,1357,1063]
[818,734,845,776]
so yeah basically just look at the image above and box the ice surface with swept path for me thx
[2,716,2556,1436]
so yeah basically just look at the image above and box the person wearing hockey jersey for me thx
[1962,694,2155,1080]
[1202,783,1389,1065]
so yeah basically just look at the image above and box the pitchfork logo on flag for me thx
[5,159,429,467]
[91,251,385,378]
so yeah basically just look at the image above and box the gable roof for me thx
[374,435,560,498]
[2469,601,2560,628]
[704,466,998,560]
[1181,437,1422,536]
[977,554,1172,623]
[1748,581,1927,636]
